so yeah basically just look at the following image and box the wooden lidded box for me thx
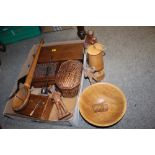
[3,40,86,126]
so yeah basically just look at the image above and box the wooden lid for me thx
[94,43,104,51]
[87,45,101,55]
[87,43,104,56]
[56,60,82,89]
[79,82,127,127]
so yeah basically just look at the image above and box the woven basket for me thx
[56,60,83,97]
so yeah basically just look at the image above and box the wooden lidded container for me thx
[56,60,83,97]
[87,43,104,71]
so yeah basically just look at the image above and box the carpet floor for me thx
[0,26,155,128]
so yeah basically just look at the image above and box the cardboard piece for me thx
[3,40,85,126]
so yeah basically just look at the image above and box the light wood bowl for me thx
[79,82,127,127]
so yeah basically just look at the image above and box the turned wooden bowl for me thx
[79,82,127,127]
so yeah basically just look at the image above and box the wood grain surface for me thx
[79,82,127,127]
[38,43,84,63]
[17,94,53,120]
[87,45,104,71]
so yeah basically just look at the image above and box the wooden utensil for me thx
[11,40,44,111]
[79,82,127,127]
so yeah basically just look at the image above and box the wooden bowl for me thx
[79,82,127,127]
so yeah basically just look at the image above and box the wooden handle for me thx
[25,39,44,88]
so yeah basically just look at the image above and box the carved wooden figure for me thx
[48,85,72,120]
[84,67,98,84]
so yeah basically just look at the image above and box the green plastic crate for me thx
[0,26,40,44]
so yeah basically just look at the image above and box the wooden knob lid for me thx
[87,45,101,55]
[94,43,104,51]
[87,43,104,55]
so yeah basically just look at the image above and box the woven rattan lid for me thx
[56,60,82,89]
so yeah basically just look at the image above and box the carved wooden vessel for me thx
[87,43,104,71]
[79,82,127,127]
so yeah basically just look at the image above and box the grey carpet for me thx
[0,26,155,128]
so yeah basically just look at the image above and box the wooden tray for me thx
[17,94,53,120]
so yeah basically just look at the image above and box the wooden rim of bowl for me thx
[79,82,127,127]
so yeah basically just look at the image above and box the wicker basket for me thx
[56,60,83,97]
